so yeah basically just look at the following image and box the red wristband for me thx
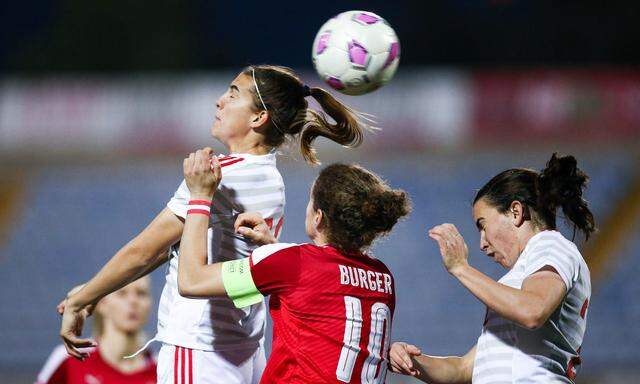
[187,200,211,216]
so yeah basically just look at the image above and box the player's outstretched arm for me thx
[57,248,169,315]
[177,148,227,298]
[390,342,475,384]
[60,207,183,359]
[428,223,566,329]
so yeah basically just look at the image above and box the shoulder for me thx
[36,345,72,383]
[526,231,581,262]
[251,243,301,265]
[371,257,394,277]
[524,231,583,287]
[219,154,278,176]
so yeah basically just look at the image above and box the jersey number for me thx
[336,296,391,383]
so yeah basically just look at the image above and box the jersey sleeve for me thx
[523,236,579,291]
[36,345,69,384]
[221,243,301,308]
[166,179,190,219]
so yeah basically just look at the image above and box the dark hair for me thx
[312,163,411,252]
[474,153,596,240]
[242,65,368,165]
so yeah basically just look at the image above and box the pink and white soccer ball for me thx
[312,10,400,95]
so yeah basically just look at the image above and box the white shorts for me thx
[157,343,266,384]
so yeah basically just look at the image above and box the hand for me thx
[57,284,95,316]
[428,223,469,275]
[234,212,277,245]
[389,342,422,376]
[183,147,221,200]
[59,299,97,360]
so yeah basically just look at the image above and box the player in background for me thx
[390,153,594,384]
[39,277,155,384]
[177,149,411,384]
[59,65,368,384]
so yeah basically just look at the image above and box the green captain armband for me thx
[221,258,263,308]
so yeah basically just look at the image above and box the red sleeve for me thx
[36,345,69,384]
[249,243,301,296]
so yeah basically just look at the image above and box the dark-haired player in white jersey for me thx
[391,153,594,383]
[59,65,369,384]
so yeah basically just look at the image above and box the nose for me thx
[216,95,224,110]
[124,292,140,307]
[479,231,489,253]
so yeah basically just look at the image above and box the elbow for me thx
[519,308,548,330]
[177,277,198,297]
[178,286,196,297]
[177,280,190,296]
[177,275,208,298]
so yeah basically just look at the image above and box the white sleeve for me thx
[166,179,190,219]
[524,238,578,291]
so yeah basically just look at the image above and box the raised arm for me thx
[390,342,476,384]
[429,224,566,330]
[176,148,227,298]
[60,206,184,359]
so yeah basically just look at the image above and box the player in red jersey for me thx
[38,277,155,384]
[176,148,411,383]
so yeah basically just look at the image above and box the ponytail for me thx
[299,87,365,164]
[243,65,369,165]
[537,153,596,239]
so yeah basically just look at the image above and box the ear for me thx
[509,201,526,227]
[314,208,325,230]
[249,110,269,129]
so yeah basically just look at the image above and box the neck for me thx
[517,224,540,255]
[311,232,330,247]
[225,138,271,155]
[98,324,146,372]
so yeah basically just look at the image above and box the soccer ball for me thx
[312,10,400,96]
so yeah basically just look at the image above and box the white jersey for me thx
[156,152,285,351]
[472,230,591,384]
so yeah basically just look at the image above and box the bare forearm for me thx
[413,355,471,384]
[178,210,209,293]
[178,209,225,297]
[68,208,183,308]
[451,265,545,329]
[137,249,170,277]
[70,244,157,307]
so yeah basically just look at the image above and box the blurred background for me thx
[1,1,639,383]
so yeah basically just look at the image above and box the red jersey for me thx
[247,243,395,384]
[36,345,156,384]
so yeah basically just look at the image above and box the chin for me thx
[494,257,509,269]
[121,326,144,334]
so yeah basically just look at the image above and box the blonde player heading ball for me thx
[59,65,368,384]
[391,153,594,384]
